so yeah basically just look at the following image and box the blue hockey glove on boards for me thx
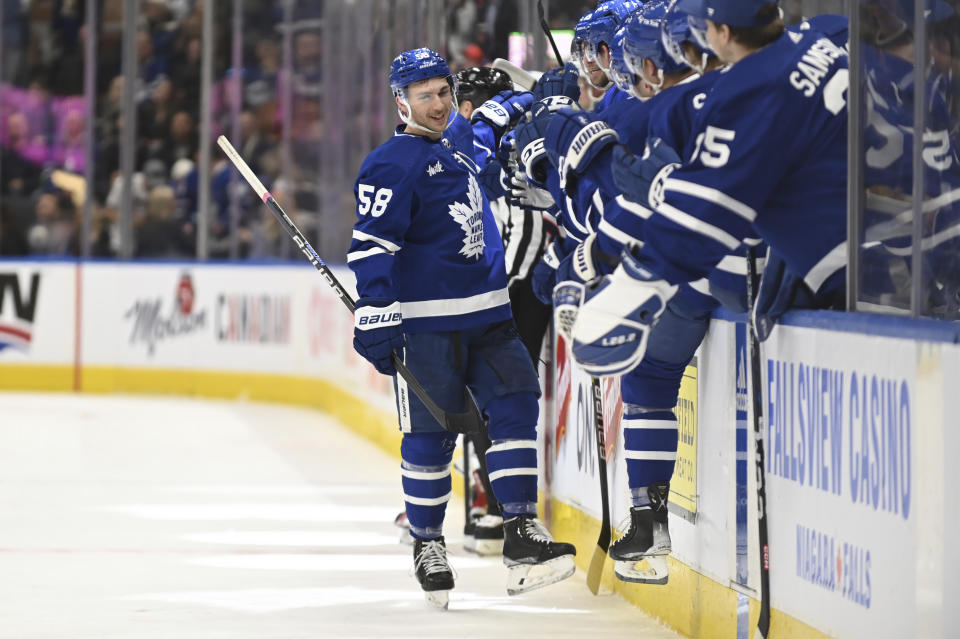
[353,298,405,376]
[571,248,678,377]
[611,137,681,207]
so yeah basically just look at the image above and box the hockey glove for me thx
[532,62,581,102]
[611,137,682,208]
[514,108,555,188]
[508,170,555,210]
[353,298,405,376]
[471,90,535,140]
[531,238,570,305]
[544,109,618,190]
[570,248,678,377]
[554,234,618,286]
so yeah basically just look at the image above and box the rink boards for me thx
[0,258,958,639]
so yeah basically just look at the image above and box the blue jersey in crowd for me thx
[636,29,849,301]
[347,127,513,333]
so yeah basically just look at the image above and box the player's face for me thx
[399,76,454,137]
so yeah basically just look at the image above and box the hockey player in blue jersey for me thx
[568,0,849,376]
[347,48,575,609]
[526,0,737,585]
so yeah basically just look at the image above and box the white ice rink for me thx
[0,393,681,639]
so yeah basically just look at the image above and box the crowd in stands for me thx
[0,0,587,259]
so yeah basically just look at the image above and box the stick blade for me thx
[492,58,539,90]
[586,543,607,594]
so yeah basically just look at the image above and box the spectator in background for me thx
[163,110,198,169]
[3,0,27,84]
[139,77,176,160]
[136,184,191,258]
[447,0,479,68]
[2,113,44,197]
[293,31,322,99]
[27,190,76,255]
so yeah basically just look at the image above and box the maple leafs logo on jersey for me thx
[447,173,485,260]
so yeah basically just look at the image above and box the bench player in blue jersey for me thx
[347,48,575,609]
[568,0,849,376]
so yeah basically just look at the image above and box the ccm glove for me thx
[570,247,678,377]
[471,90,535,139]
[514,108,555,188]
[611,137,682,207]
[353,298,405,376]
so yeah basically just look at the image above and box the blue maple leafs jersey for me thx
[636,30,849,301]
[347,127,513,333]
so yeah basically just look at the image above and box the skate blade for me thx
[614,556,669,585]
[424,589,450,610]
[506,555,576,595]
[463,538,504,556]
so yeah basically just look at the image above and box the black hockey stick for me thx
[745,247,771,639]
[217,135,483,435]
[585,376,611,594]
[537,0,565,67]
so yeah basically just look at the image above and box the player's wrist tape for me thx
[355,301,402,330]
[565,121,618,174]
[473,101,510,129]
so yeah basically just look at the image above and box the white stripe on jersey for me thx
[656,202,741,250]
[614,195,653,219]
[591,189,606,216]
[565,194,591,238]
[664,178,758,222]
[804,240,846,293]
[715,254,747,275]
[351,230,401,252]
[401,287,510,319]
[598,217,640,249]
[347,246,391,262]
[689,277,711,295]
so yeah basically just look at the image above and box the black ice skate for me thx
[502,515,576,595]
[413,537,455,609]
[609,482,671,585]
[464,513,504,556]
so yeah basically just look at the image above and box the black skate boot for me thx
[413,536,455,609]
[609,482,671,585]
[502,515,576,595]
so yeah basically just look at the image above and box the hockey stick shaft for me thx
[537,0,565,67]
[217,135,483,435]
[746,247,771,639]
[585,376,611,594]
